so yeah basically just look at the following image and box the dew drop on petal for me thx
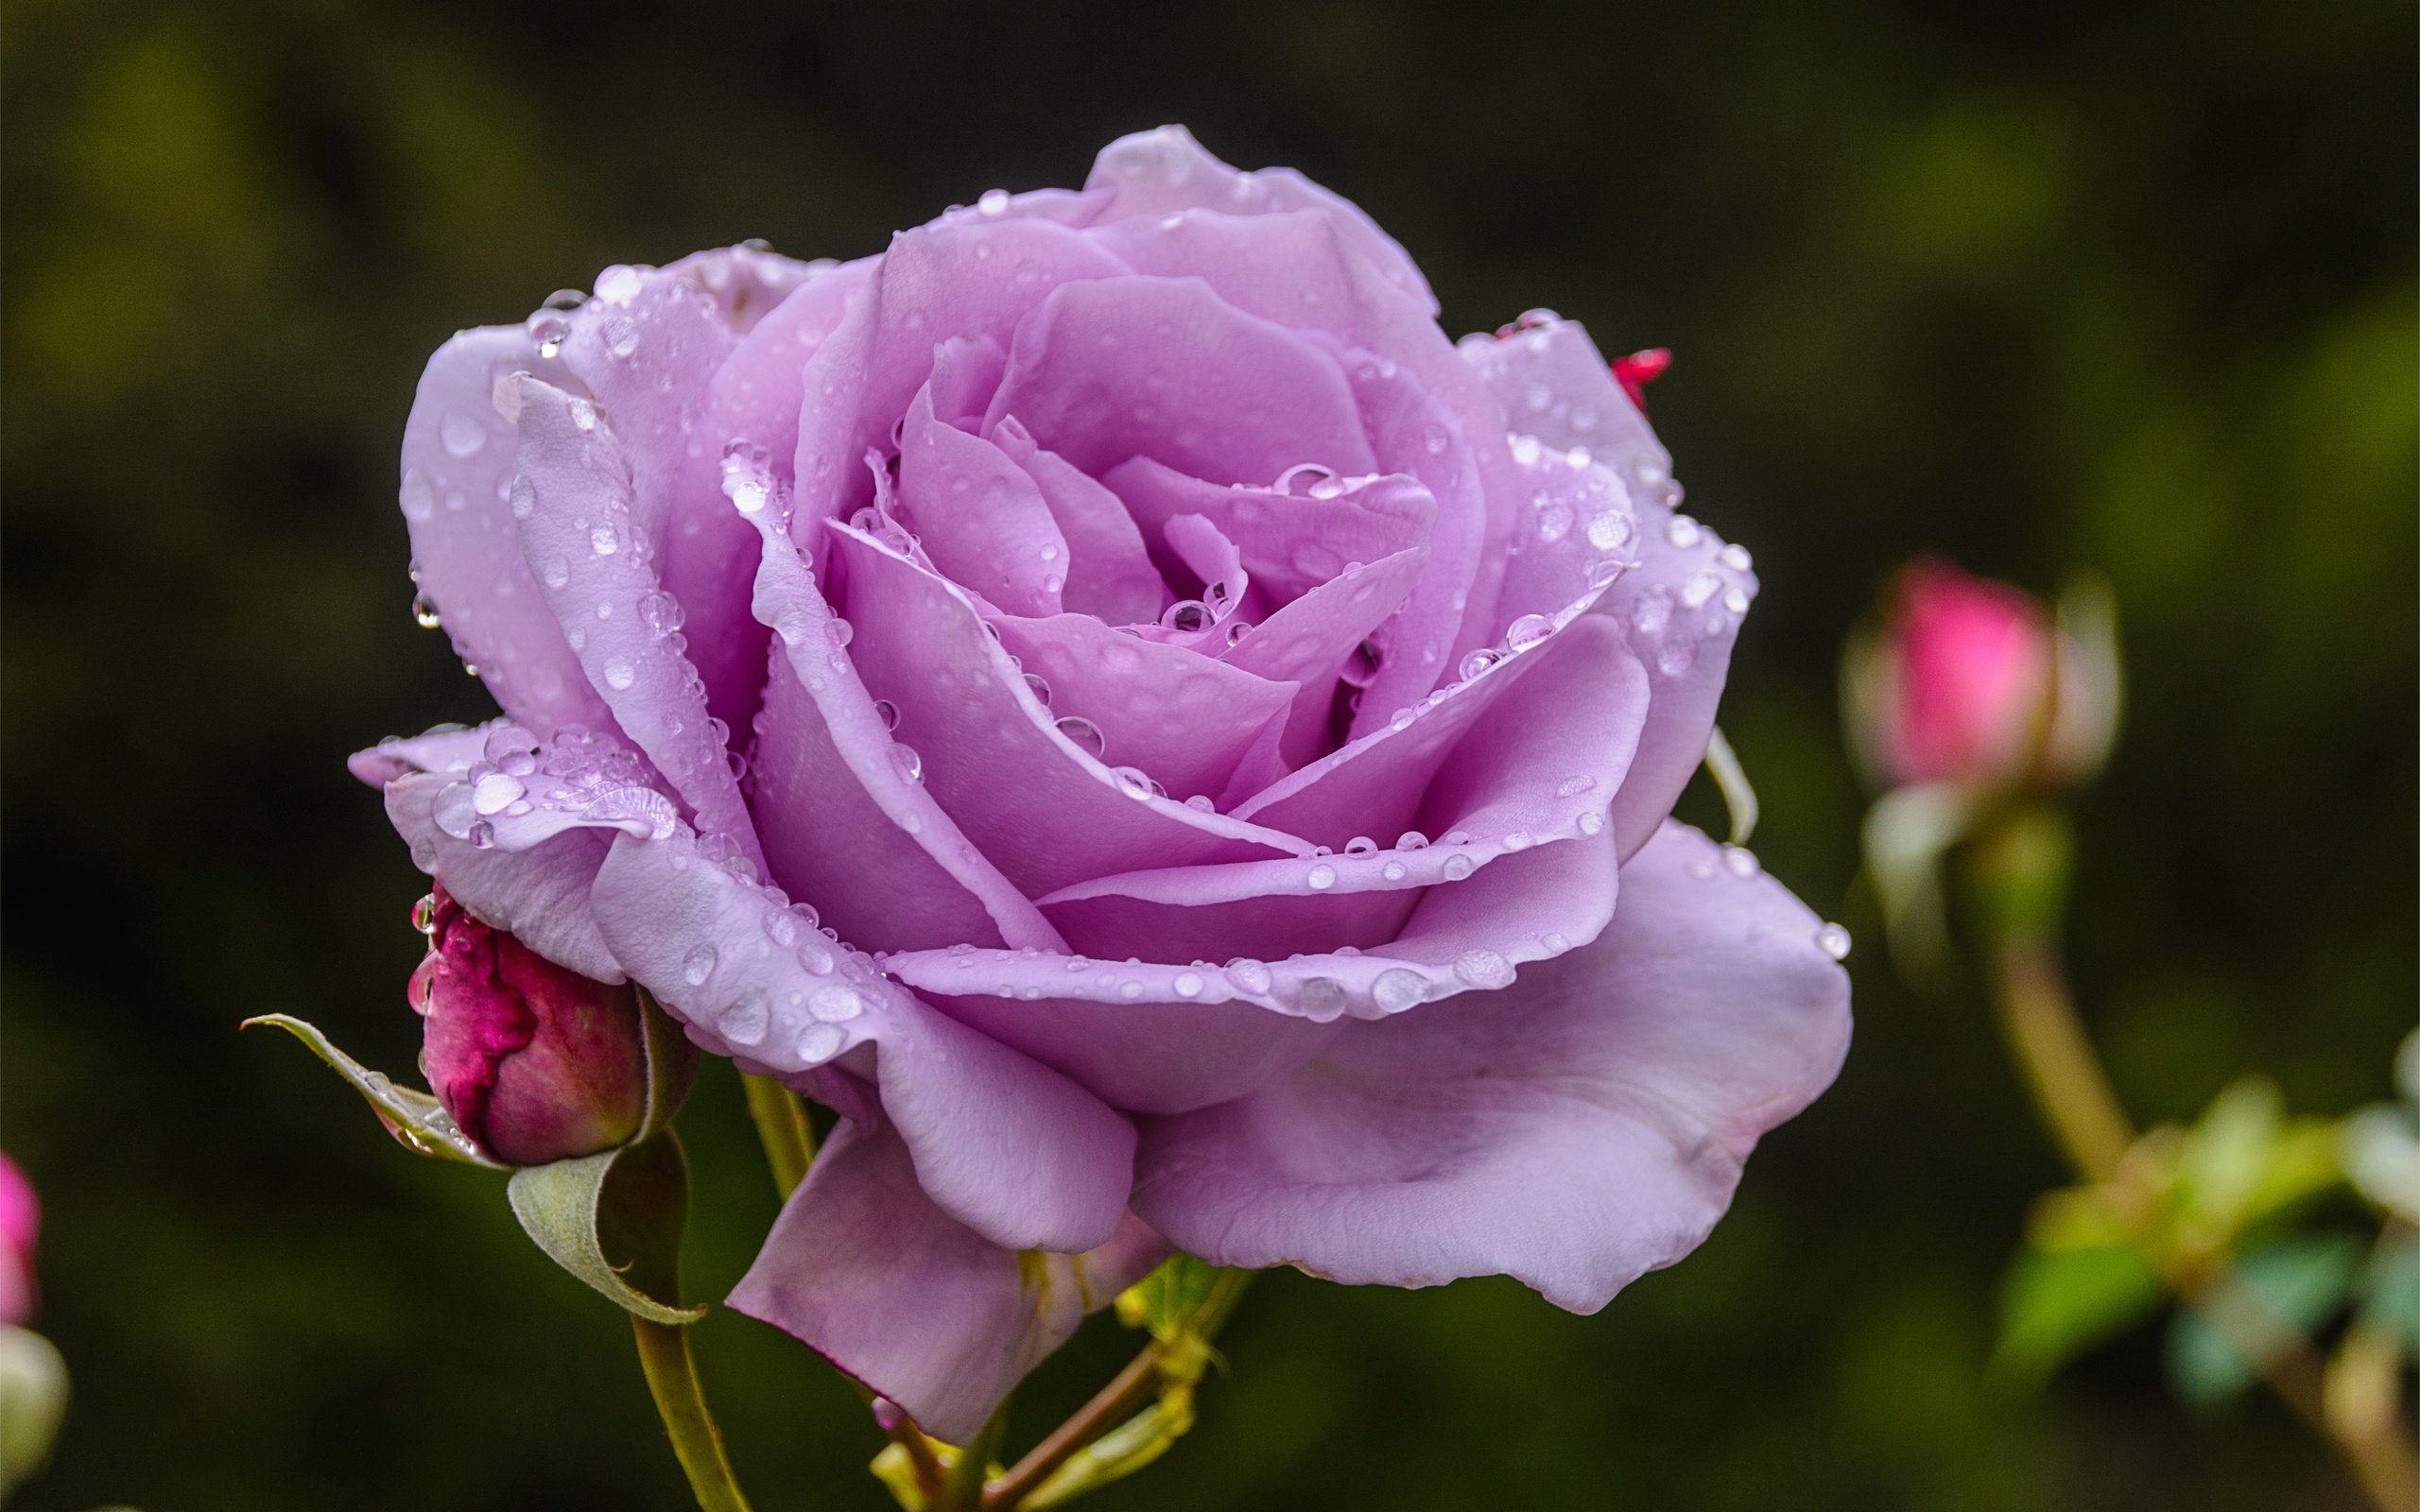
[1506,613,1553,651]
[1373,968,1426,1013]
[1306,864,1338,890]
[809,984,864,1022]
[1441,853,1476,881]
[1054,715,1106,758]
[1452,949,1515,989]
[441,411,487,459]
[1817,923,1854,960]
[1223,957,1273,994]
[795,1022,848,1062]
[683,944,718,986]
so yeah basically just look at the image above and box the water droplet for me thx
[1161,599,1212,633]
[825,618,854,648]
[411,592,442,629]
[1373,968,1426,1013]
[1586,510,1632,551]
[890,744,924,783]
[1655,640,1697,677]
[1055,715,1106,758]
[569,398,598,432]
[1681,571,1720,609]
[724,992,770,1045]
[1817,923,1854,960]
[1381,860,1409,882]
[1631,589,1671,636]
[509,475,538,520]
[588,524,620,558]
[441,411,487,459]
[977,187,1011,215]
[1722,846,1761,878]
[1503,831,1533,850]
[1459,648,1502,681]
[1395,831,1429,851]
[410,894,439,935]
[1452,949,1515,989]
[1184,794,1217,813]
[1665,515,1703,548]
[1306,864,1338,890]
[1538,502,1575,541]
[638,589,684,638]
[1224,957,1273,993]
[401,470,436,523]
[596,265,644,304]
[809,983,864,1022]
[603,656,637,691]
[1442,854,1476,881]
[683,944,719,986]
[796,1022,848,1062]
[1577,809,1606,835]
[1506,613,1553,651]
[604,317,640,358]
[1510,435,1543,468]
[1722,586,1750,616]
[1296,976,1346,1021]
[1172,971,1204,998]
[472,772,525,815]
[1111,766,1159,800]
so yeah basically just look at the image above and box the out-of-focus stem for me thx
[1976,808,2416,1512]
[632,1316,754,1512]
[740,1073,817,1201]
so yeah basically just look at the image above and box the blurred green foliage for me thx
[2,0,2411,1507]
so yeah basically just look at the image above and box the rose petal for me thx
[589,827,1136,1252]
[1036,621,1648,964]
[824,525,1314,895]
[729,1119,1165,1444]
[743,496,1068,954]
[1132,822,1852,1311]
[397,327,610,735]
[895,383,1069,616]
[1459,316,1671,499]
[1082,125,1437,315]
[1220,545,1427,769]
[991,416,1167,624]
[503,373,764,873]
[988,612,1297,804]
[983,276,1375,486]
[1103,459,1433,608]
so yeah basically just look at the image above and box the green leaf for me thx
[507,1134,705,1325]
[2358,1228,2420,1352]
[2166,1233,2363,1404]
[633,988,700,1143]
[241,1014,506,1168]
[1995,1242,2165,1385]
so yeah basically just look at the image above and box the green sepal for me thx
[1701,726,1759,846]
[633,988,700,1143]
[241,1013,507,1169]
[1114,1253,1227,1340]
[508,1133,706,1325]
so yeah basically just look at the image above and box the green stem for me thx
[632,1316,755,1512]
[741,1073,817,1200]
[941,1401,1010,1510]
[1974,809,2416,1512]
[982,1270,1252,1510]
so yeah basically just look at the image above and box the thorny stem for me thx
[632,1316,755,1512]
[980,1269,1253,1510]
[1977,813,2417,1512]
[740,1073,818,1201]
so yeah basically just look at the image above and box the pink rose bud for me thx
[410,887,649,1166]
[1849,558,2119,792]
[0,1154,37,1327]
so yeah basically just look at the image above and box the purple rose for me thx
[411,885,653,1165]
[353,127,1851,1440]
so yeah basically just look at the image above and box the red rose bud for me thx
[1611,348,1671,410]
[410,887,649,1166]
[1846,558,2119,793]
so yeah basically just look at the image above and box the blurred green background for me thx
[3,0,2411,1507]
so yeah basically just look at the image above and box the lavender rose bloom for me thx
[353,128,1851,1439]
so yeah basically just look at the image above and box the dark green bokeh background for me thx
[4,1,2411,1506]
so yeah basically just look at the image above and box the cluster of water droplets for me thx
[664,833,879,1070]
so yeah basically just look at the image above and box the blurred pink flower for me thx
[1850,558,2118,792]
[0,1153,38,1327]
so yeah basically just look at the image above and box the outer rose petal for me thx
[397,327,610,736]
[1082,125,1438,315]
[729,1118,1166,1444]
[1132,822,1851,1311]
[587,827,1136,1252]
[889,826,1622,1113]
